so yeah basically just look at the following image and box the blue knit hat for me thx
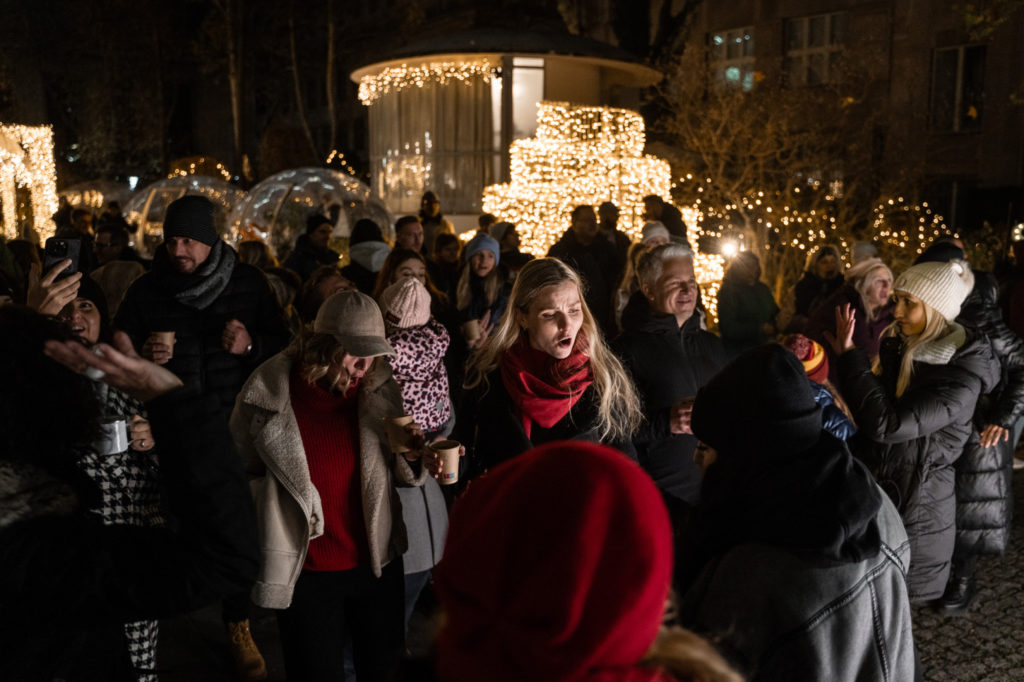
[464,232,500,266]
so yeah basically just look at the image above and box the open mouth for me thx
[557,336,573,349]
[70,325,86,335]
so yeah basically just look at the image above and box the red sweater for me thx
[289,366,368,571]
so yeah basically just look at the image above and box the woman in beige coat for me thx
[231,291,433,682]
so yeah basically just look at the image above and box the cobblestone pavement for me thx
[159,474,1024,681]
[912,470,1024,682]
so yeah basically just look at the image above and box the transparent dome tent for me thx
[123,176,246,256]
[59,180,132,211]
[227,168,392,260]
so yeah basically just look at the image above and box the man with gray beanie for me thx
[115,194,289,678]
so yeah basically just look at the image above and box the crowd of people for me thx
[1,188,1022,682]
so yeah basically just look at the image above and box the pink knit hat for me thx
[379,277,431,328]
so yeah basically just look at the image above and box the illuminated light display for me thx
[0,124,59,242]
[871,196,948,256]
[358,60,496,106]
[482,101,671,256]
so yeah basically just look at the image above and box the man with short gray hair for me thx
[613,243,726,524]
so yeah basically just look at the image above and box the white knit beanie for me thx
[379,277,431,328]
[642,221,670,245]
[893,259,974,322]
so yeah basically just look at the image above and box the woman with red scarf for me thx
[458,258,642,477]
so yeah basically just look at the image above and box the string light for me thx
[872,197,947,255]
[482,101,671,256]
[358,60,496,105]
[0,124,58,242]
[168,157,232,181]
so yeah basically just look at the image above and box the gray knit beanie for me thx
[893,259,974,322]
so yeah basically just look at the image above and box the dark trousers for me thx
[403,570,431,632]
[277,559,405,682]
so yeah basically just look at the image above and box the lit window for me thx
[710,27,755,91]
[784,13,847,86]
[931,45,985,133]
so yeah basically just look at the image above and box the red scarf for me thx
[500,332,594,439]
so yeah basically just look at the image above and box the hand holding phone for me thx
[42,238,81,280]
[27,259,82,316]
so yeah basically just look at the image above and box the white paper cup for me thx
[97,417,129,455]
[430,440,461,485]
[151,331,176,359]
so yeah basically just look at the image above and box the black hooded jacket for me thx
[678,345,915,681]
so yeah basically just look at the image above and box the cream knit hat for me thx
[893,259,974,322]
[379,277,431,328]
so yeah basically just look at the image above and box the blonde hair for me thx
[286,327,378,388]
[873,298,952,396]
[456,258,502,312]
[464,258,643,442]
[849,258,893,321]
[641,626,744,682]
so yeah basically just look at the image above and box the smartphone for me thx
[42,238,81,280]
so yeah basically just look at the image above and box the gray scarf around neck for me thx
[174,240,236,310]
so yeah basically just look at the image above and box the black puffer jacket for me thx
[613,312,726,507]
[115,249,290,415]
[456,367,636,478]
[0,389,259,681]
[837,330,998,601]
[954,271,1024,555]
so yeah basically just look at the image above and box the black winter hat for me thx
[72,274,113,344]
[350,218,383,245]
[306,214,333,234]
[692,344,822,457]
[163,195,219,246]
[915,240,965,265]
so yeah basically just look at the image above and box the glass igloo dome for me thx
[123,176,246,256]
[227,167,392,260]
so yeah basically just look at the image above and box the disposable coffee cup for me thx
[461,319,481,342]
[430,440,461,485]
[151,331,175,358]
[96,417,129,456]
[387,415,415,454]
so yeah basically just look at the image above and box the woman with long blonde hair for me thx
[830,259,998,603]
[459,258,643,475]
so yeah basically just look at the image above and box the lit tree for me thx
[654,46,928,297]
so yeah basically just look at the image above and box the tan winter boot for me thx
[226,619,268,681]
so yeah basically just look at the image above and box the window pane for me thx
[960,45,986,131]
[809,16,826,48]
[512,64,544,139]
[742,30,754,57]
[931,49,959,131]
[785,19,803,52]
[830,13,848,46]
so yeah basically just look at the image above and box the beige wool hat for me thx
[893,259,974,322]
[379,277,431,328]
[313,290,395,357]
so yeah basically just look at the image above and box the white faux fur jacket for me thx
[229,350,429,609]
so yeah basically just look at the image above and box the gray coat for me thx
[681,492,914,682]
[397,481,448,574]
[838,328,998,600]
[230,350,429,609]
